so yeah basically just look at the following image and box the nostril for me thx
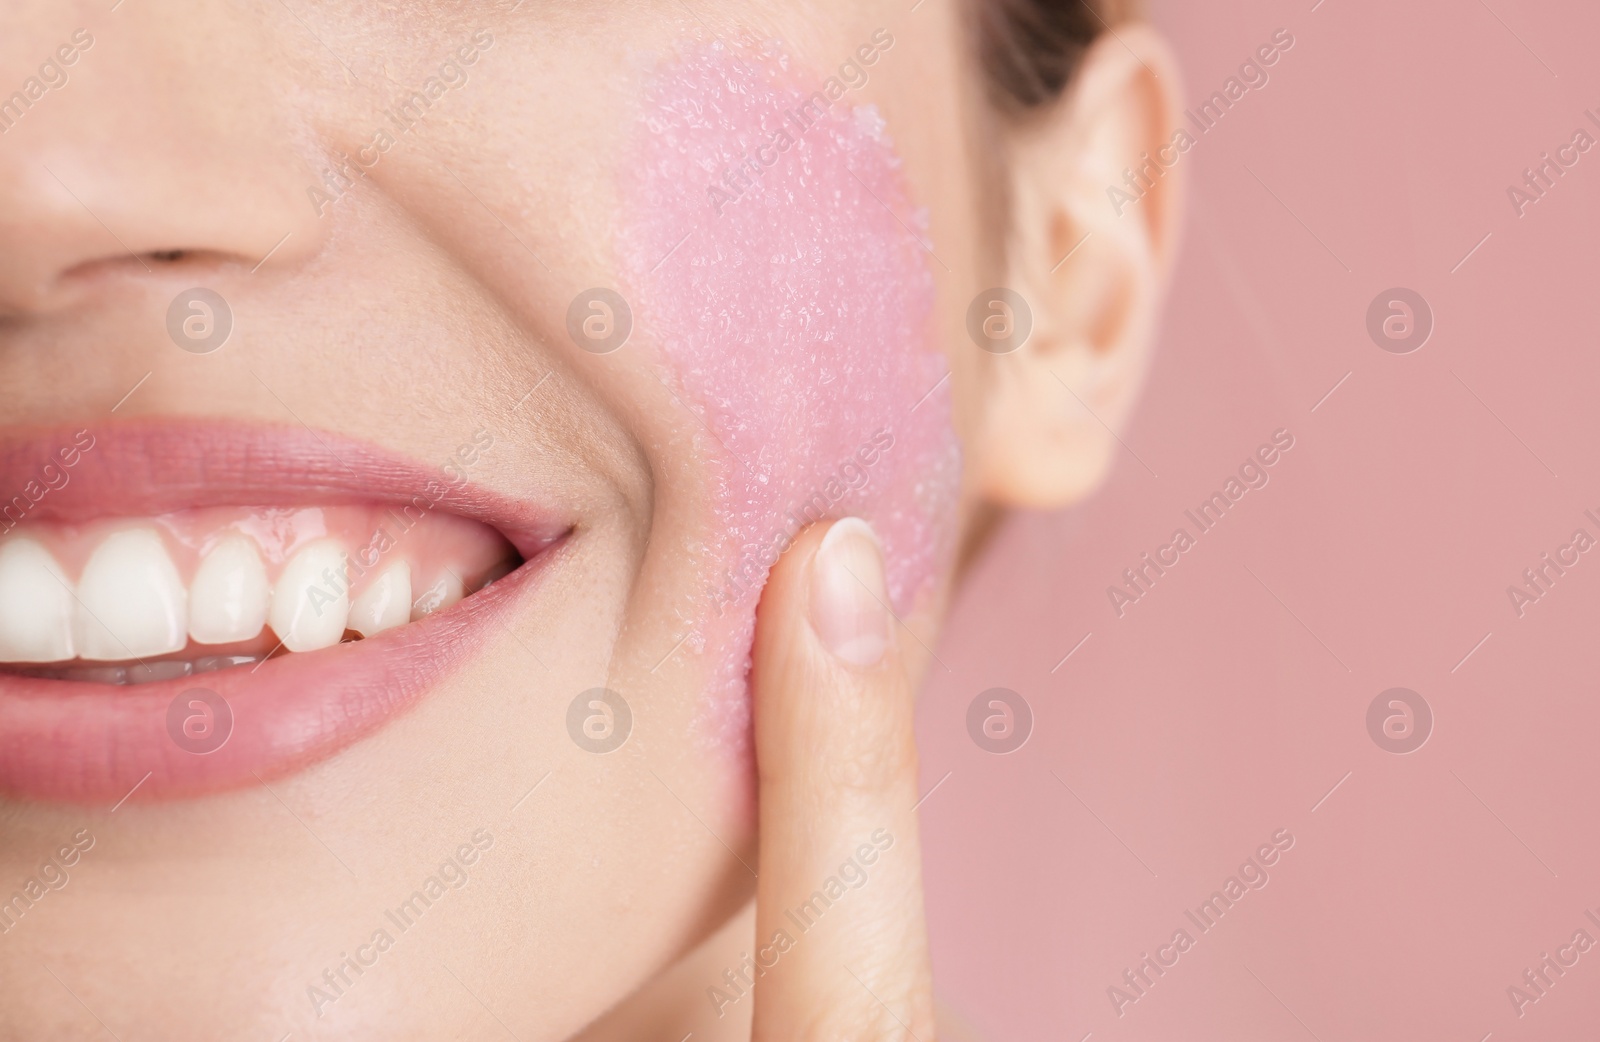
[57,247,222,286]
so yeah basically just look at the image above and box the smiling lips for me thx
[0,422,566,805]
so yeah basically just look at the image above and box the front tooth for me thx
[76,529,188,661]
[0,539,76,663]
[410,570,465,620]
[269,539,349,652]
[349,561,411,638]
[189,535,270,645]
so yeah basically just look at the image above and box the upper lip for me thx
[0,420,570,806]
[0,419,567,558]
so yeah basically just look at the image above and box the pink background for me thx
[918,1,1600,1038]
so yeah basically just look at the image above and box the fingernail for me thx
[809,517,890,668]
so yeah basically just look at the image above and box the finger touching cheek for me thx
[618,39,962,783]
[749,520,936,1039]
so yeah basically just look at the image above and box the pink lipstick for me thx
[0,421,568,804]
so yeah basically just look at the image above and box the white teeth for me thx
[0,539,76,663]
[410,570,464,620]
[268,539,350,652]
[0,518,502,671]
[349,561,411,638]
[189,535,270,645]
[75,529,189,661]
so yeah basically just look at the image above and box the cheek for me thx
[619,41,961,758]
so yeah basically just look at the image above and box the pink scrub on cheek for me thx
[619,40,960,765]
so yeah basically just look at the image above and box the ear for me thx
[969,25,1184,509]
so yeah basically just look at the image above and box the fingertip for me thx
[751,517,912,791]
[753,515,916,802]
[808,517,891,669]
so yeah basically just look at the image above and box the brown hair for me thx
[975,0,1139,113]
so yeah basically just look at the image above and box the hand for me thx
[748,518,938,1040]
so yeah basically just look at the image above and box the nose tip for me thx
[0,155,323,317]
[0,13,328,317]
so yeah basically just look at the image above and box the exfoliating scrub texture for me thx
[620,39,961,754]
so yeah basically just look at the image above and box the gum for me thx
[620,40,962,755]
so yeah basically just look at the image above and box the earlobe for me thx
[971,25,1184,510]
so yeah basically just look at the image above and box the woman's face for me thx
[0,1,1173,1037]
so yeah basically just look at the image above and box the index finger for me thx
[746,518,937,1040]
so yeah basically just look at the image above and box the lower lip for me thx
[0,544,558,805]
